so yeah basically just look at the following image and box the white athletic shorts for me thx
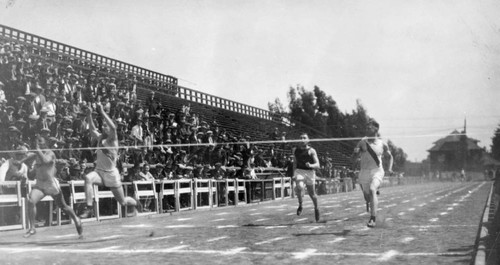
[358,168,384,189]
[294,169,316,186]
[87,168,122,188]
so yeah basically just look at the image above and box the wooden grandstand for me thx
[0,24,352,167]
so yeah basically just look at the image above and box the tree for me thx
[387,140,407,173]
[491,124,500,161]
[268,85,407,168]
[267,97,285,115]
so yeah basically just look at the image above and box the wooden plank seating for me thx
[0,181,26,231]
[133,180,158,215]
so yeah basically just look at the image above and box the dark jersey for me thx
[294,146,314,170]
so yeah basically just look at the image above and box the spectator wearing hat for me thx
[25,92,39,116]
[183,166,194,179]
[14,96,27,119]
[130,119,144,146]
[179,122,191,144]
[166,113,177,129]
[137,163,155,181]
[63,73,77,101]
[191,113,199,128]
[145,91,159,116]
[1,105,16,126]
[69,160,87,181]
[34,84,46,113]
[85,71,98,103]
[192,164,204,179]
[5,126,25,154]
[0,81,6,103]
[42,92,57,120]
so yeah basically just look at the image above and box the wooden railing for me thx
[0,24,282,122]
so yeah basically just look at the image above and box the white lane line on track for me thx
[207,236,229,242]
[165,245,189,251]
[122,224,152,228]
[53,234,76,239]
[265,226,287,229]
[410,225,476,228]
[100,235,124,240]
[408,208,415,211]
[378,250,399,261]
[398,212,405,216]
[223,247,247,255]
[293,248,317,259]
[328,237,346,244]
[3,247,466,257]
[401,237,414,244]
[429,218,439,222]
[98,246,121,251]
[177,218,192,221]
[295,218,308,222]
[439,212,448,216]
[165,225,195,228]
[217,225,239,229]
[402,200,410,203]
[250,212,262,215]
[149,235,174,241]
[255,237,288,245]
[358,212,368,216]
[211,218,226,222]
[447,207,454,211]
[287,212,296,216]
[216,212,229,215]
[255,218,270,222]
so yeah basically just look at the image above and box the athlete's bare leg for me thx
[295,180,304,215]
[306,183,320,222]
[24,189,45,237]
[52,193,83,238]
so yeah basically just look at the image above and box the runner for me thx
[352,119,393,228]
[79,102,140,219]
[22,135,83,238]
[293,133,321,222]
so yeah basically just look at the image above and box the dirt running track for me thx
[0,181,490,265]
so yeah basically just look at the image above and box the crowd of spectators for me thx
[0,41,296,184]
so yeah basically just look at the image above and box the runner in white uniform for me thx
[352,119,393,228]
[79,102,139,219]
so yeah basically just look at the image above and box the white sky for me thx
[1,0,500,162]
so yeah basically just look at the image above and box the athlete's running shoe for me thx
[297,205,303,216]
[367,216,376,228]
[315,208,320,222]
[79,207,94,219]
[23,229,36,238]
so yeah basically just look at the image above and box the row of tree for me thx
[491,125,500,162]
[268,85,407,172]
